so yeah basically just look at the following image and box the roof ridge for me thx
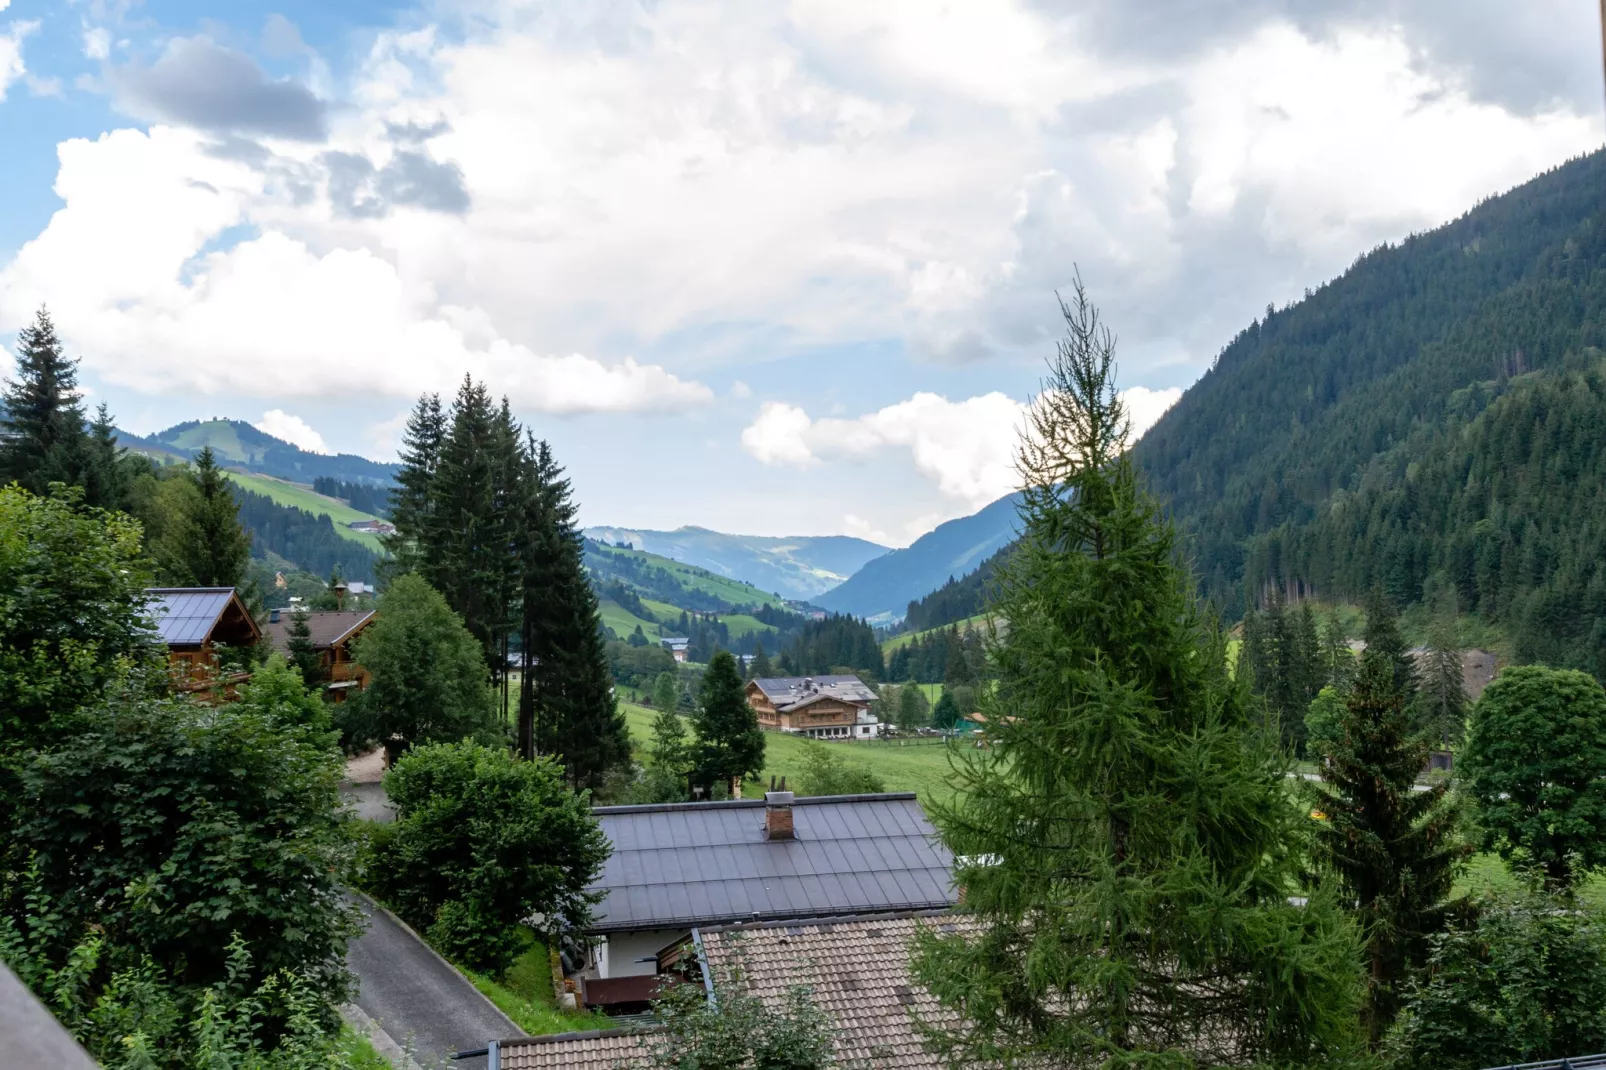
[697,907,958,935]
[593,791,916,815]
[501,1025,662,1046]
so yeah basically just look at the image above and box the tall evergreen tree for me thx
[692,650,765,797]
[930,688,961,730]
[749,641,772,680]
[1415,613,1467,749]
[1321,608,1355,693]
[170,447,251,589]
[912,280,1363,1068]
[286,604,325,687]
[385,392,446,577]
[1362,587,1417,704]
[428,377,504,665]
[82,404,129,510]
[519,437,630,788]
[1313,634,1467,1044]
[0,307,90,496]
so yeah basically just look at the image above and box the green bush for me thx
[370,740,611,975]
[795,742,885,797]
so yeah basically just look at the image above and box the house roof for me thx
[588,793,954,933]
[497,1026,655,1070]
[145,588,255,648]
[750,675,877,710]
[261,610,375,653]
[695,912,968,1070]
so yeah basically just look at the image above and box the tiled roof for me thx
[589,794,954,933]
[751,675,878,710]
[261,610,375,653]
[697,912,969,1069]
[498,1027,655,1070]
[145,588,239,647]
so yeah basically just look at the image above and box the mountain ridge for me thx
[115,419,400,487]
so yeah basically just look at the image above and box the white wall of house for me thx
[597,929,688,978]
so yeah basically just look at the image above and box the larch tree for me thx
[911,279,1364,1069]
[0,307,91,498]
[692,650,765,797]
[1313,596,1467,1045]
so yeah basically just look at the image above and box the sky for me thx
[0,1,1601,546]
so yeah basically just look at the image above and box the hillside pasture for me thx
[882,614,993,654]
[223,470,386,552]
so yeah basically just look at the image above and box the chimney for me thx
[269,609,281,624]
[764,790,795,841]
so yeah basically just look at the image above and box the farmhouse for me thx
[746,674,880,738]
[261,608,377,701]
[573,790,954,1010]
[660,636,689,662]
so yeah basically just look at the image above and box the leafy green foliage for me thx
[233,654,330,734]
[1386,892,1606,1069]
[930,689,961,730]
[8,696,357,1008]
[339,573,501,762]
[0,920,360,1070]
[913,280,1365,1068]
[653,670,680,713]
[1304,686,1346,761]
[0,484,157,754]
[1461,664,1606,891]
[627,708,695,804]
[794,742,885,797]
[370,740,611,974]
[640,952,840,1070]
[1312,602,1467,1043]
[692,651,765,795]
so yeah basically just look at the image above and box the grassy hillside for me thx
[599,599,662,641]
[223,471,385,553]
[590,543,782,607]
[883,614,991,654]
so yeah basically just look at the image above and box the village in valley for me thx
[6,4,1606,1070]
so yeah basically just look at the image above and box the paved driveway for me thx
[345,894,522,1069]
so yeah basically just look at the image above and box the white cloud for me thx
[0,19,37,102]
[742,386,1182,510]
[255,409,330,454]
[0,127,714,415]
[841,513,895,547]
[0,341,13,383]
[83,26,110,61]
[730,380,752,399]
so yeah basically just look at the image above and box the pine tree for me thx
[385,392,446,576]
[0,307,90,495]
[1362,587,1417,703]
[428,377,503,664]
[1416,614,1467,749]
[286,604,325,687]
[519,437,629,788]
[171,447,251,588]
[692,650,765,797]
[1313,635,1467,1044]
[1321,608,1355,692]
[82,404,129,510]
[912,279,1364,1068]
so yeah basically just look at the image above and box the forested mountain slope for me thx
[1136,148,1606,623]
[117,419,399,486]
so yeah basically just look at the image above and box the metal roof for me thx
[751,675,878,709]
[588,793,955,933]
[145,588,239,647]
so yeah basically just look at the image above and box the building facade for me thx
[745,675,881,738]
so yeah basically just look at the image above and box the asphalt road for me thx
[345,894,522,1070]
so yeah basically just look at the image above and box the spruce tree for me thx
[0,307,90,495]
[692,650,765,797]
[750,641,772,679]
[1313,631,1467,1044]
[1362,587,1417,703]
[519,437,629,788]
[172,447,251,588]
[1321,608,1355,692]
[385,392,446,576]
[286,604,325,687]
[1415,614,1467,750]
[82,403,129,510]
[912,280,1364,1068]
[428,377,503,664]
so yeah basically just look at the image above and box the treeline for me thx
[234,483,379,582]
[1248,357,1606,680]
[886,624,986,685]
[311,475,392,517]
[585,541,738,613]
[775,613,883,679]
[899,548,1006,633]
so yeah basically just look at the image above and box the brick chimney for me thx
[764,790,795,841]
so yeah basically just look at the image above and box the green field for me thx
[637,597,777,643]
[620,701,962,806]
[223,470,386,552]
[599,599,661,640]
[882,614,992,654]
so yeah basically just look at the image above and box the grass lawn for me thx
[455,930,607,1037]
[599,599,661,640]
[620,701,963,806]
[338,1025,393,1069]
[223,470,386,553]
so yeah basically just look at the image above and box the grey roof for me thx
[751,675,877,710]
[588,793,954,933]
[262,610,374,653]
[145,588,239,647]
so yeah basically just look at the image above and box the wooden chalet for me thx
[145,587,261,700]
[262,608,377,701]
[745,675,881,739]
